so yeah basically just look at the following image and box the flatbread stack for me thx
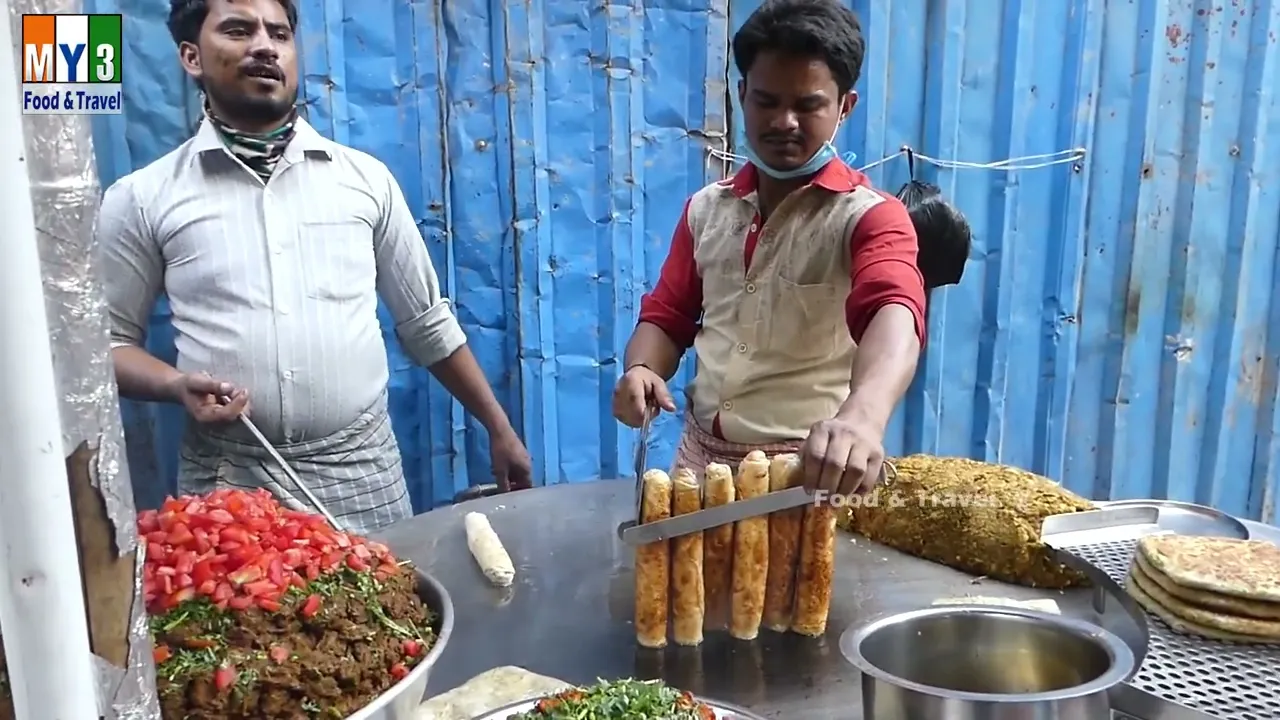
[1126,535,1280,645]
[839,455,1095,588]
[633,451,836,648]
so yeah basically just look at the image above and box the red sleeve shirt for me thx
[637,198,704,350]
[638,162,927,352]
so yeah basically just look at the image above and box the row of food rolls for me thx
[633,450,837,648]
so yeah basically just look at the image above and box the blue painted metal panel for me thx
[503,0,721,484]
[725,0,1280,521]
[86,0,721,509]
[1059,0,1280,522]
[84,0,1280,521]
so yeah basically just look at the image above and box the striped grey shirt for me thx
[98,118,466,446]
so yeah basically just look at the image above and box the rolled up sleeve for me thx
[637,198,703,351]
[845,198,928,347]
[371,165,467,367]
[97,177,162,348]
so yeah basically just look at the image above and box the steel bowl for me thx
[346,568,455,720]
[841,605,1134,720]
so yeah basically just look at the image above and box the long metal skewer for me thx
[220,396,344,531]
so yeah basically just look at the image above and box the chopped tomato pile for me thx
[140,488,400,615]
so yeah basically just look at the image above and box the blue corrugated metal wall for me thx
[87,0,1280,522]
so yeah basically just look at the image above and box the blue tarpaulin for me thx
[87,0,1280,521]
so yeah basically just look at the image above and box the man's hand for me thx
[164,372,249,424]
[612,365,677,427]
[490,428,533,491]
[800,410,886,496]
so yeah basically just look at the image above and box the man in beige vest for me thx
[612,0,925,497]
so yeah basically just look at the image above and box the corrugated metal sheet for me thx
[86,0,722,510]
[85,0,1280,521]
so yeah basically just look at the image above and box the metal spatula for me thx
[619,485,814,546]
[616,459,896,544]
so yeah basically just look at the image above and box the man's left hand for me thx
[490,429,533,492]
[800,413,886,497]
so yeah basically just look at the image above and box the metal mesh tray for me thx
[1062,536,1280,719]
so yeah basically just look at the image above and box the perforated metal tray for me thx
[1058,535,1280,719]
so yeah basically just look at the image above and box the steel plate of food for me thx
[473,679,765,720]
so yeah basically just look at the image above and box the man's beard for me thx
[205,82,297,128]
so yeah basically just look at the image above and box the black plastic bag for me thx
[896,179,970,290]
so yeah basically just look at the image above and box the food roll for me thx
[671,468,705,646]
[791,499,838,637]
[635,469,673,648]
[702,462,736,631]
[763,453,805,631]
[730,450,770,640]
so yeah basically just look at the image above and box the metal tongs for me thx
[219,396,345,531]
[632,404,655,524]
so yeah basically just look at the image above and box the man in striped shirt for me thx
[99,0,530,531]
[612,0,926,497]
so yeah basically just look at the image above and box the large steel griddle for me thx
[373,481,1280,720]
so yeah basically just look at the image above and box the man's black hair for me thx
[168,0,299,46]
[897,179,970,290]
[732,0,865,95]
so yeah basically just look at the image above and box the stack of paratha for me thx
[1126,535,1280,644]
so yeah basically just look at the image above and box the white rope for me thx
[705,143,1087,174]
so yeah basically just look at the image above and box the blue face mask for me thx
[743,120,854,180]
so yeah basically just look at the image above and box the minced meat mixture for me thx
[0,484,440,720]
[0,568,436,720]
[841,454,1095,588]
[152,566,437,719]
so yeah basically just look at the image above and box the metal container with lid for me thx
[841,605,1135,720]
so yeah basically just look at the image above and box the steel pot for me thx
[841,605,1134,720]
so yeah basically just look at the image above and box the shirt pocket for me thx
[297,220,375,302]
[763,277,842,359]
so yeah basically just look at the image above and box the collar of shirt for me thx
[723,159,865,198]
[189,116,333,166]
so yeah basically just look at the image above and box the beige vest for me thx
[686,179,886,444]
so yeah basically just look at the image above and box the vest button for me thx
[722,401,733,410]
[745,282,756,293]
[736,343,748,353]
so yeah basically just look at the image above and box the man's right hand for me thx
[165,372,250,424]
[612,365,676,427]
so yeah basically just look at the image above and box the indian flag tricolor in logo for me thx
[22,13,122,84]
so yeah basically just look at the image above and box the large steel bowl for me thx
[347,569,455,720]
[841,605,1133,720]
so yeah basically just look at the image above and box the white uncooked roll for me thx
[465,511,515,587]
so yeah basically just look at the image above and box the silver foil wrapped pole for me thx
[9,0,161,716]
